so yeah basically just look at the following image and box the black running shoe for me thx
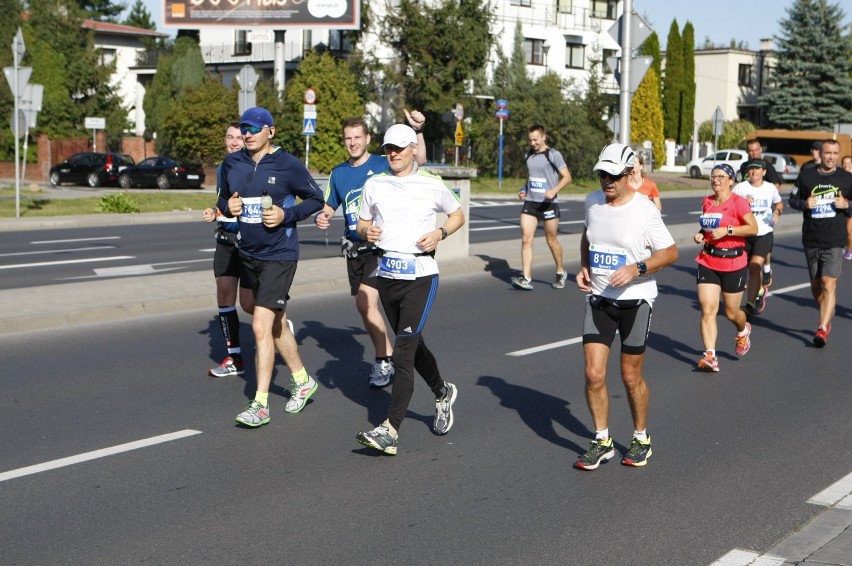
[575,438,615,470]
[622,436,652,467]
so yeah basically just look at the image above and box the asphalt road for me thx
[0,195,763,290]
[1,231,849,565]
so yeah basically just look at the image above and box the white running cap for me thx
[594,143,636,175]
[382,124,417,149]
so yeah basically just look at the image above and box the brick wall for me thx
[0,133,157,182]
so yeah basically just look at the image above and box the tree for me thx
[161,77,237,165]
[631,67,664,162]
[698,119,755,149]
[760,0,852,129]
[0,0,23,159]
[382,0,494,144]
[77,0,126,22]
[123,0,155,30]
[24,0,125,146]
[680,22,696,145]
[144,36,207,152]
[638,32,662,102]
[470,24,609,180]
[275,51,365,174]
[662,20,683,141]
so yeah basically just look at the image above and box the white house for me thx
[85,19,169,136]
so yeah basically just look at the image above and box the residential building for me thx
[85,19,168,136]
[692,39,776,130]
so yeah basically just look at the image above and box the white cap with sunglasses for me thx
[594,143,636,176]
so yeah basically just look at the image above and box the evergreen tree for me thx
[662,20,683,141]
[123,0,155,30]
[275,51,365,174]
[631,67,664,163]
[78,0,126,22]
[760,0,852,129]
[639,32,662,102]
[144,37,206,153]
[680,22,696,145]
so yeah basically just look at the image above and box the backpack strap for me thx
[526,148,560,174]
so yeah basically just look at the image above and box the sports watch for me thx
[636,261,647,275]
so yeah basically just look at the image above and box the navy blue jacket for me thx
[217,146,323,261]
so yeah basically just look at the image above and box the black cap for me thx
[746,158,766,169]
[811,141,823,151]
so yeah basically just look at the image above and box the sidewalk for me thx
[1,206,850,565]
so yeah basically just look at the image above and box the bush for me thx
[99,193,141,214]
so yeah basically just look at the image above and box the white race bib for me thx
[589,244,627,276]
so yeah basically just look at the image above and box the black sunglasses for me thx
[596,170,628,180]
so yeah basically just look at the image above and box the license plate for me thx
[187,174,199,180]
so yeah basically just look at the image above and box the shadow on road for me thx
[477,375,592,455]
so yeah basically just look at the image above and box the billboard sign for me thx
[165,0,360,29]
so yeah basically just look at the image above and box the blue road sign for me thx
[303,118,316,136]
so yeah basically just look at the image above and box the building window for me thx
[738,63,753,87]
[510,0,532,6]
[590,0,617,19]
[524,38,546,65]
[99,48,116,67]
[234,30,251,56]
[566,42,585,69]
[556,0,572,13]
[330,30,352,54]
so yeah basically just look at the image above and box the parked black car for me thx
[49,152,135,187]
[118,157,206,190]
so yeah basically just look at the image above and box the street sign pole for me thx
[11,28,25,218]
[495,100,509,190]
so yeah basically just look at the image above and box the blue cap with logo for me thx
[239,107,275,129]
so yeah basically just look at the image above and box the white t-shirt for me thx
[733,180,781,236]
[359,168,461,279]
[584,190,675,303]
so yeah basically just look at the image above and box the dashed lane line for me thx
[0,429,202,483]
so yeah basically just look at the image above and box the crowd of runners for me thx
[199,110,852,469]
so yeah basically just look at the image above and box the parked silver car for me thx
[761,152,801,182]
[686,149,749,181]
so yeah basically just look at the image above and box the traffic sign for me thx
[454,121,464,146]
[303,104,317,119]
[84,117,106,129]
[9,109,26,139]
[495,99,509,120]
[304,88,317,104]
[236,65,258,91]
[303,118,316,136]
[3,66,31,98]
[12,27,25,59]
[712,106,725,136]
[454,103,464,121]
[606,56,653,93]
[607,11,652,52]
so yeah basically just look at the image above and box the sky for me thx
[137,1,849,52]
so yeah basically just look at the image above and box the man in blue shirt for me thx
[315,110,426,387]
[218,107,324,427]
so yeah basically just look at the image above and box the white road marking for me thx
[0,256,134,270]
[0,246,118,258]
[708,550,785,565]
[59,258,211,280]
[507,336,583,356]
[0,429,202,483]
[808,470,852,509]
[31,236,121,244]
